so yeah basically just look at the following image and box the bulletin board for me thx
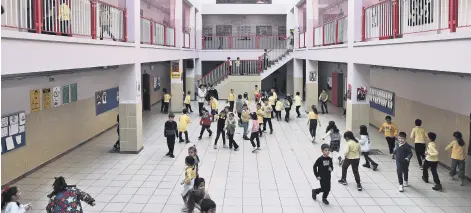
[96,87,119,116]
[1,111,27,154]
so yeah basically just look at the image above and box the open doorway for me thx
[142,73,151,111]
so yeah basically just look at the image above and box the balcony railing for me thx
[183,31,190,48]
[298,32,306,48]
[140,16,176,47]
[313,15,348,46]
[1,0,126,41]
[363,0,470,41]
[202,35,287,50]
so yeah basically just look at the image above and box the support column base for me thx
[118,103,143,153]
[120,146,144,154]
[346,102,370,131]
[170,83,184,113]
[305,82,319,109]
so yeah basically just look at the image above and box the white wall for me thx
[202,15,286,36]
[201,4,289,14]
[370,67,471,116]
[1,68,122,115]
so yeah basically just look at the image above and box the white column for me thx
[172,0,183,48]
[195,10,202,50]
[346,63,370,131]
[125,0,140,44]
[170,59,184,112]
[293,59,303,99]
[190,6,196,49]
[186,59,196,100]
[306,0,319,47]
[293,6,299,48]
[305,60,319,107]
[348,0,363,47]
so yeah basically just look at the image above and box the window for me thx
[256,26,272,36]
[237,26,251,40]
[203,27,212,40]
[216,25,232,36]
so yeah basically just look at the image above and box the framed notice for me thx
[154,76,161,91]
[62,85,70,104]
[1,111,26,155]
[171,61,181,79]
[52,86,62,107]
[96,87,119,116]
[369,87,395,116]
[42,88,51,109]
[70,83,78,102]
[30,90,41,112]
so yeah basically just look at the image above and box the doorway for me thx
[142,73,151,111]
[302,60,306,100]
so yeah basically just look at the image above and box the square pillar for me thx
[348,0,363,46]
[190,6,196,49]
[286,60,294,96]
[186,59,196,101]
[195,10,202,50]
[119,63,143,154]
[346,63,370,131]
[305,60,319,108]
[171,0,183,48]
[170,59,184,113]
[125,0,140,44]
[293,59,303,99]
[305,0,319,48]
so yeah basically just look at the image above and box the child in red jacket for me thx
[198,109,213,140]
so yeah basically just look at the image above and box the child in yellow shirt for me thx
[184,91,193,113]
[445,131,466,186]
[228,89,235,112]
[422,132,442,191]
[274,98,284,121]
[210,96,218,122]
[379,115,398,158]
[256,103,264,137]
[178,109,191,143]
[182,156,197,212]
[163,90,171,114]
[294,92,303,118]
[262,99,273,134]
[410,119,427,169]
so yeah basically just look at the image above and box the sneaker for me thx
[419,166,423,170]
[322,199,329,205]
[339,158,344,166]
[338,179,347,185]
[169,154,175,158]
[234,148,239,151]
[165,152,170,156]
[243,136,250,140]
[312,137,316,143]
[213,145,217,149]
[223,145,228,148]
[403,181,408,187]
[185,140,190,144]
[399,185,404,192]
[270,130,273,134]
[198,136,202,140]
[372,164,378,171]
[362,164,370,168]
[179,140,185,143]
[449,176,456,180]
[311,189,317,200]
[252,147,258,153]
[460,179,465,186]
[209,132,213,137]
[182,207,188,212]
[432,184,442,191]
[421,176,429,183]
[357,184,363,191]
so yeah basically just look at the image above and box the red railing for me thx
[200,59,260,86]
[313,15,348,46]
[362,0,470,41]
[1,0,126,41]
[202,35,287,50]
[140,16,176,47]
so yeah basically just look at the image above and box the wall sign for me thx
[96,87,119,116]
[70,83,78,102]
[52,86,62,107]
[154,76,161,91]
[62,85,70,104]
[1,111,26,154]
[30,90,41,112]
[309,71,317,82]
[42,88,51,109]
[369,87,395,116]
[357,87,367,101]
[171,61,181,79]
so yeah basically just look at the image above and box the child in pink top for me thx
[250,112,261,153]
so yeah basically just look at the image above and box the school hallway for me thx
[12,102,471,213]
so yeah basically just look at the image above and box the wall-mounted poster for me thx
[153,76,161,91]
[62,85,70,104]
[70,83,78,102]
[52,86,62,107]
[347,84,352,100]
[327,77,332,90]
[30,90,41,112]
[357,87,367,101]
[42,88,51,109]
[96,87,119,116]
[171,61,181,79]
[369,87,395,116]
[309,71,317,82]
[1,111,26,155]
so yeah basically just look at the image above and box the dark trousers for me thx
[271,105,276,117]
[227,133,239,149]
[263,118,273,132]
[396,161,410,185]
[179,131,189,142]
[259,122,263,136]
[341,158,361,184]
[100,25,116,40]
[214,128,226,145]
[166,136,175,155]
[386,137,396,154]
[415,143,426,166]
[250,132,260,148]
[237,112,242,125]
[211,109,217,122]
[320,101,328,113]
[198,102,204,116]
[313,178,331,199]
[161,99,165,112]
[275,110,282,120]
[362,152,378,166]
[309,119,318,138]
[163,102,169,113]
[450,159,466,179]
[423,160,440,184]
[185,104,193,112]
[296,106,301,117]
[285,108,290,121]
[199,125,212,137]
[229,101,235,112]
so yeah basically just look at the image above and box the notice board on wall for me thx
[95,87,119,116]
[369,87,395,116]
[1,111,26,154]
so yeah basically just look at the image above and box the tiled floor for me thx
[13,102,471,213]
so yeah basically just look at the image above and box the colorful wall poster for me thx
[70,83,78,102]
[369,87,395,116]
[30,90,41,112]
[1,111,26,155]
[62,85,70,104]
[357,87,367,101]
[52,86,62,107]
[153,76,161,91]
[95,87,119,116]
[42,88,51,109]
[170,61,181,79]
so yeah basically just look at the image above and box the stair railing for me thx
[258,35,293,73]
[199,62,228,86]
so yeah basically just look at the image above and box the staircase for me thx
[199,36,294,86]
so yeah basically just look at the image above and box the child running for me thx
[359,125,378,171]
[394,132,413,192]
[422,132,442,191]
[164,113,178,158]
[249,112,261,152]
[184,91,193,113]
[178,109,191,143]
[225,112,240,151]
[322,121,342,165]
[262,99,274,134]
[188,146,200,178]
[308,105,321,143]
[213,110,227,149]
[181,156,197,212]
[338,131,363,191]
[445,131,466,186]
[294,92,303,118]
[241,104,251,140]
[1,186,32,213]
[312,144,333,205]
[274,98,283,121]
[198,109,213,140]
[256,103,265,137]
[379,116,399,159]
[410,119,427,169]
[283,95,292,122]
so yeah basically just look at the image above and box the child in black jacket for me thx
[394,132,413,192]
[164,113,178,158]
[312,144,333,205]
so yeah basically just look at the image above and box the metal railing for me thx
[199,60,260,86]
[139,16,176,47]
[141,17,152,44]
[457,0,471,28]
[258,35,293,73]
[200,62,229,86]
[313,15,348,46]
[230,60,259,76]
[1,0,125,41]
[202,35,287,49]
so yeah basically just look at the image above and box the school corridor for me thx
[9,102,471,213]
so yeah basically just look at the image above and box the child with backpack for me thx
[322,121,342,165]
